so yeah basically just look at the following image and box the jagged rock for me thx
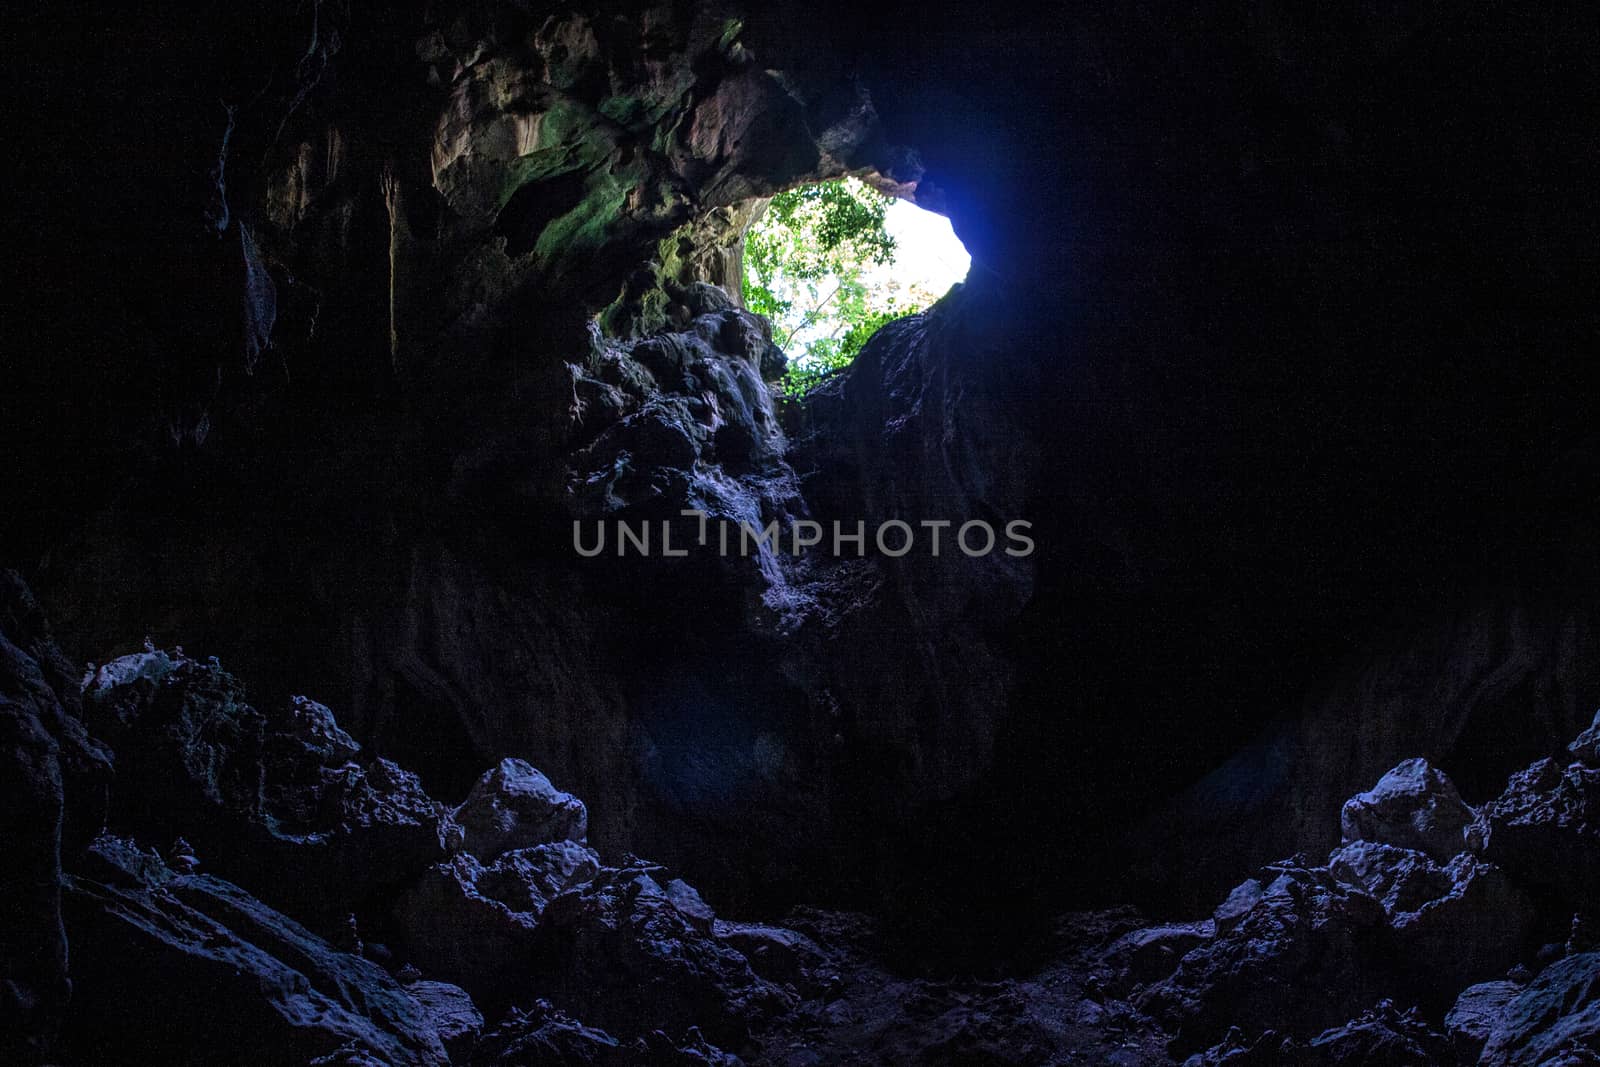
[454,757,589,860]
[1471,757,1600,911]
[1104,921,1216,995]
[1447,980,1523,1061]
[1479,952,1600,1065]
[1570,711,1600,765]
[407,980,484,1063]
[1186,1002,1453,1066]
[1302,1000,1455,1065]
[1339,758,1475,863]
[1327,837,1539,1004]
[0,572,113,1063]
[1184,1027,1297,1065]
[60,835,448,1066]
[1327,841,1453,914]
[1212,878,1266,934]
[1386,854,1540,1005]
[471,999,621,1065]
[394,841,600,1004]
[1138,860,1388,1052]
[531,864,792,1046]
[81,655,450,913]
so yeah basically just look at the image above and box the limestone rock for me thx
[1472,757,1600,911]
[394,841,600,1005]
[1339,757,1475,863]
[1301,1000,1454,1065]
[1385,854,1540,1005]
[531,864,792,1046]
[0,572,113,1063]
[1479,952,1600,1066]
[1327,841,1452,914]
[469,999,621,1066]
[1446,980,1522,1061]
[712,920,830,991]
[1138,860,1388,1052]
[406,980,484,1063]
[60,835,448,1066]
[81,655,451,914]
[453,757,589,860]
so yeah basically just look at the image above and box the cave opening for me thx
[739,176,970,393]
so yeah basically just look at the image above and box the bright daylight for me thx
[743,177,971,394]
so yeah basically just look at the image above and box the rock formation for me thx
[5,0,1600,1062]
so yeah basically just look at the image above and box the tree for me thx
[743,178,934,395]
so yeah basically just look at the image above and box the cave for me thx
[4,2,1600,1064]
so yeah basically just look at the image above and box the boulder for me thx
[394,841,600,1004]
[1479,952,1600,1066]
[1138,860,1388,1052]
[1386,854,1540,1006]
[531,864,792,1046]
[453,757,589,860]
[60,835,447,1066]
[82,654,450,913]
[1326,841,1452,914]
[1339,758,1475,863]
[470,999,621,1066]
[1184,1002,1453,1066]
[1471,757,1600,911]
[1301,1000,1454,1065]
[1446,980,1522,1061]
[405,980,484,1063]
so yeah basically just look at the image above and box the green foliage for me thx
[743,178,937,395]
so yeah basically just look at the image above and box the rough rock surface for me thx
[1447,980,1523,1061]
[1137,860,1389,1051]
[12,575,1600,1064]
[61,835,449,1066]
[1339,757,1476,863]
[1385,854,1540,1005]
[0,572,112,1062]
[1471,757,1600,911]
[453,757,590,860]
[81,651,451,914]
[407,980,485,1063]
[1478,953,1600,1066]
[394,840,601,1004]
[530,863,793,1047]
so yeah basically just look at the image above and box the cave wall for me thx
[4,0,1599,925]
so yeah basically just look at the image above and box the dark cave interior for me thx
[4,2,1600,1064]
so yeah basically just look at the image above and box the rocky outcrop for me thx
[1123,738,1599,1057]
[80,650,452,916]
[453,758,589,860]
[393,841,600,1003]
[1339,757,1476,863]
[1137,860,1390,1050]
[1447,980,1523,1061]
[530,863,794,1047]
[0,572,111,1063]
[1470,756,1600,912]
[9,566,1600,1064]
[61,835,450,1066]
[1478,953,1600,1066]
[407,980,485,1063]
